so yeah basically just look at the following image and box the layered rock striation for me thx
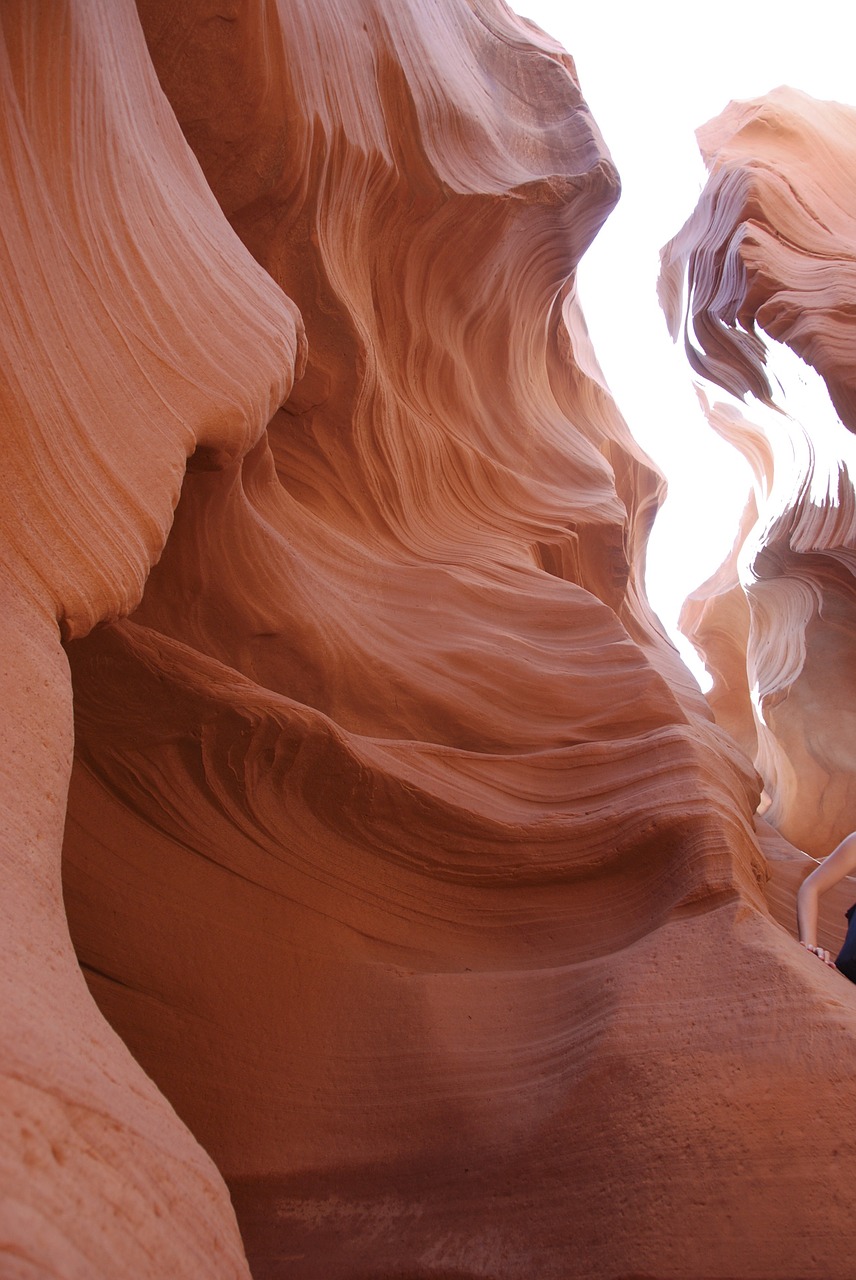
[660,88,856,430]
[4,8,856,1280]
[662,89,856,870]
[0,1,301,1275]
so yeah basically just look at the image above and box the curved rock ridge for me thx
[678,395,761,767]
[6,6,856,1280]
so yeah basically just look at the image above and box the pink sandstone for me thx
[2,7,856,1280]
[662,87,856,883]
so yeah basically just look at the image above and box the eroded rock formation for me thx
[660,88,856,430]
[662,89,856,873]
[0,1,301,1274]
[4,7,856,1280]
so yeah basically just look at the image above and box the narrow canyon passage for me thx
[4,2,856,1278]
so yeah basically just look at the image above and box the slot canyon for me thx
[2,2,856,1277]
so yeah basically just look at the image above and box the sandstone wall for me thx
[662,88,856,878]
[4,8,856,1280]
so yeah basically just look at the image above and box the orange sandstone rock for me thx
[0,0,300,1275]
[4,8,856,1280]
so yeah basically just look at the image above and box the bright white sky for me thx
[512,0,856,682]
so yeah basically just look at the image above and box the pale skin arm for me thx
[797,831,856,967]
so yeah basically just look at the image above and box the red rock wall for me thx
[5,9,856,1280]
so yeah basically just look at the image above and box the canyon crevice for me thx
[3,5,856,1279]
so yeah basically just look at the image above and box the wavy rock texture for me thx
[662,91,856,870]
[0,0,301,1276]
[659,87,856,431]
[6,7,856,1280]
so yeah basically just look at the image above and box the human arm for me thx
[797,831,856,965]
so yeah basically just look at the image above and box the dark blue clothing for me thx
[835,904,856,983]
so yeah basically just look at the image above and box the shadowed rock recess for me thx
[3,4,856,1278]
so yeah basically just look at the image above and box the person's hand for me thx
[800,941,837,969]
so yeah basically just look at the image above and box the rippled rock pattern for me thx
[4,6,856,1279]
[662,90,856,868]
[660,87,856,431]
